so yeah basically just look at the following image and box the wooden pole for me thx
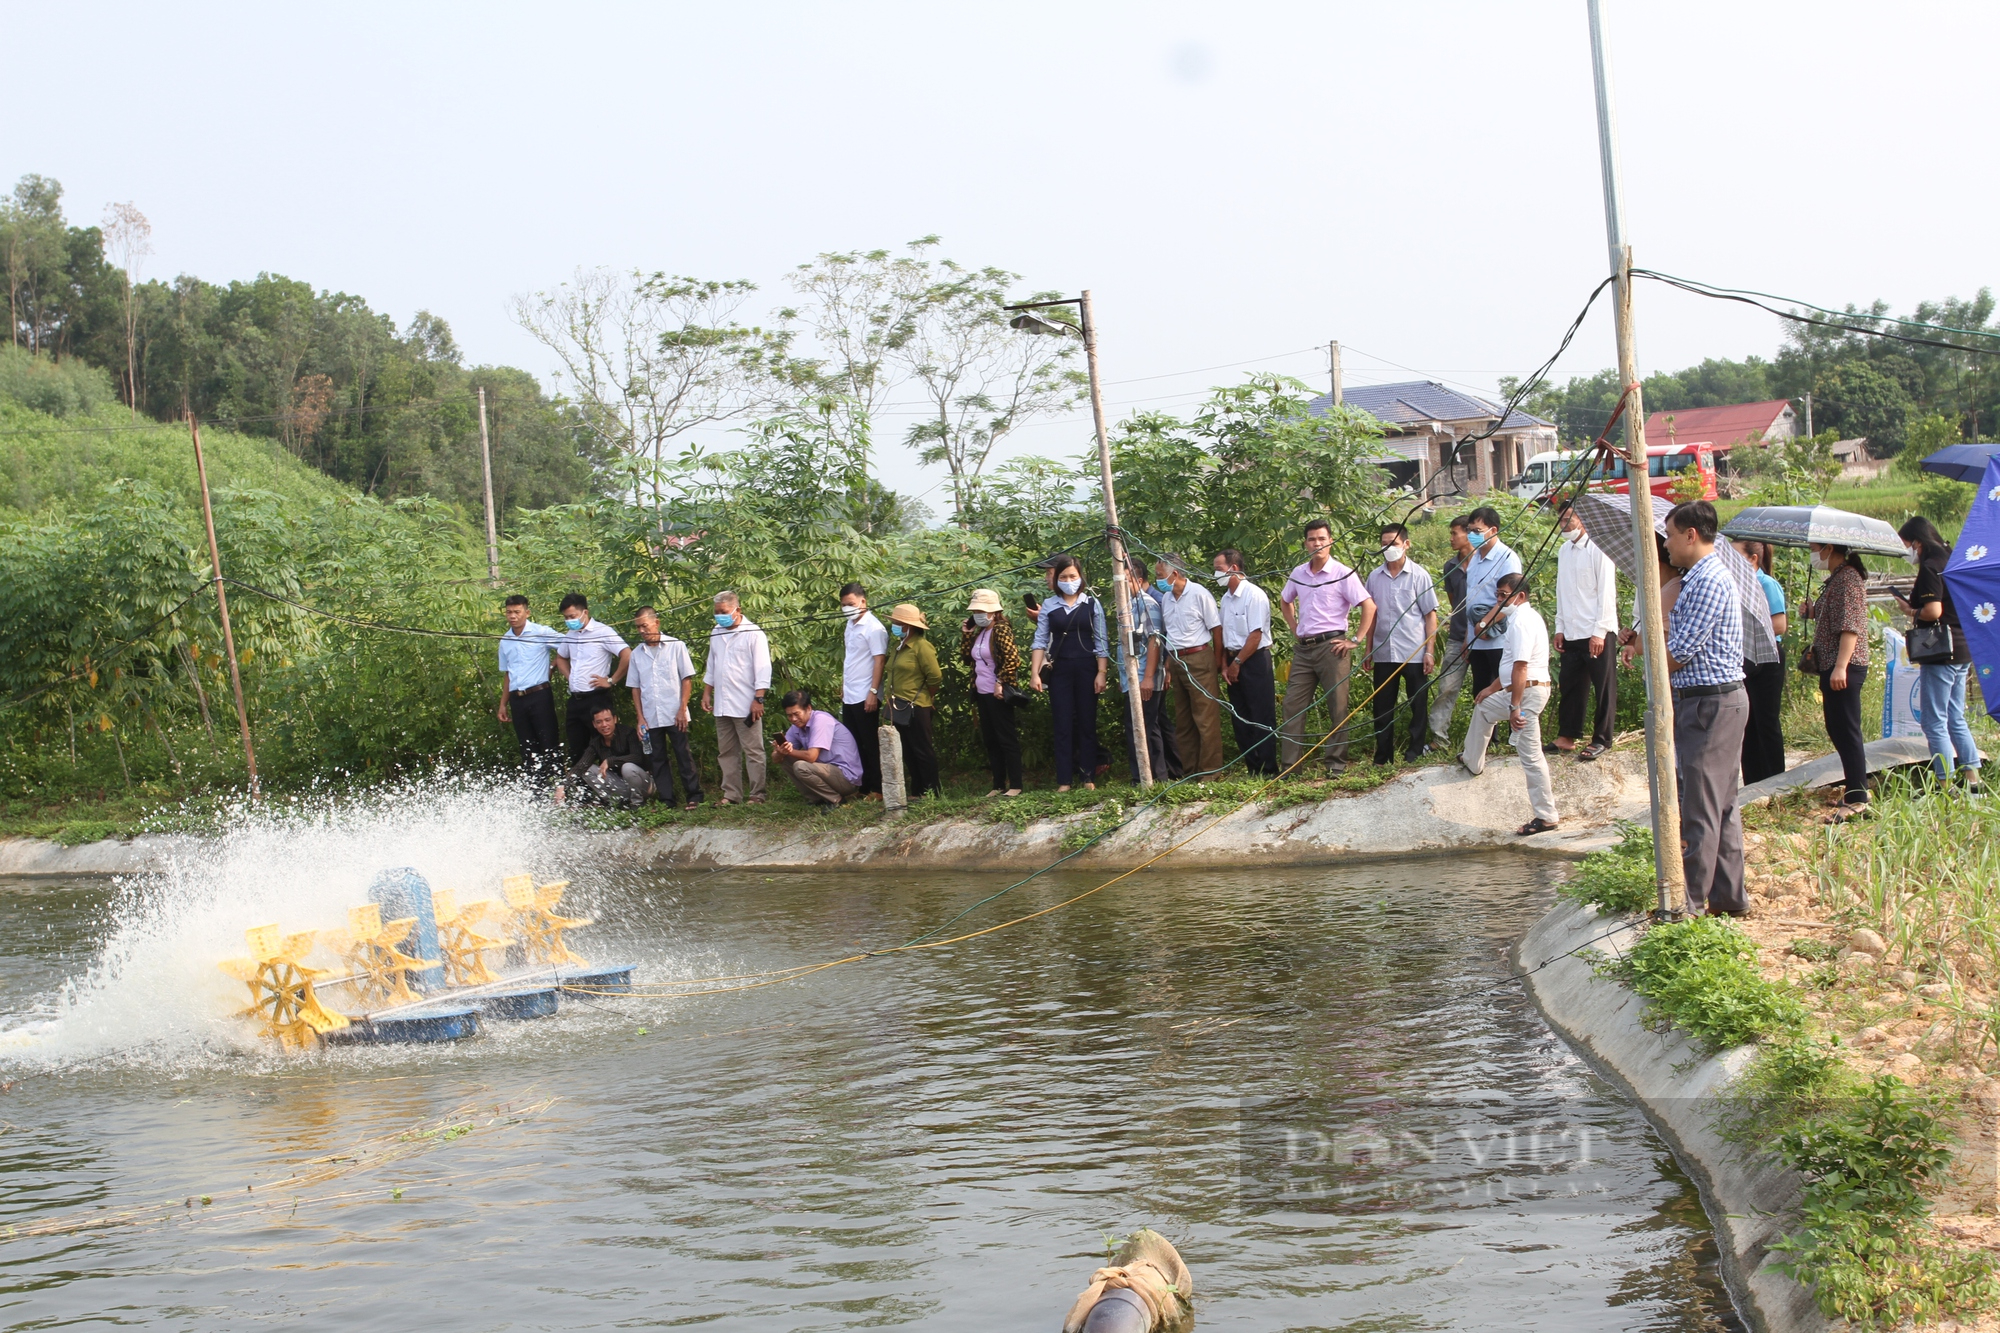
[1080,291,1153,789]
[187,415,260,798]
[1589,0,1684,913]
[477,386,501,583]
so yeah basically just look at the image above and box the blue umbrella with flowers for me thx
[1942,455,2000,722]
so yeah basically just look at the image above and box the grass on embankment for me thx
[1565,782,2000,1329]
[0,757,1421,850]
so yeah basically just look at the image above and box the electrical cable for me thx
[1633,269,2000,358]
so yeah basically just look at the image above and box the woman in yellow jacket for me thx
[885,602,944,798]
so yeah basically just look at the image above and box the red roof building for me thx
[1643,399,1797,452]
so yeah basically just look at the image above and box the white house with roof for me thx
[1307,381,1558,498]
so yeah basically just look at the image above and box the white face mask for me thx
[972,611,991,627]
[1057,577,1081,596]
[842,604,863,621]
[1213,570,1234,585]
[1381,544,1407,564]
[1906,544,1923,564]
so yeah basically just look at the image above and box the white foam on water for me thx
[0,775,615,1070]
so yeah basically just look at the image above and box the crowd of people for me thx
[487,499,1981,913]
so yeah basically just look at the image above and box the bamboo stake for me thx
[187,415,260,798]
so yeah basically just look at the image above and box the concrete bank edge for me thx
[1518,901,1828,1333]
[0,752,1654,878]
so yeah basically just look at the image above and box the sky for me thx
[9,0,1996,509]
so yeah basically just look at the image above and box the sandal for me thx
[1575,744,1606,762]
[1516,817,1560,836]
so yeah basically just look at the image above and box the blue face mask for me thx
[890,624,906,639]
[1467,529,1489,548]
[1155,577,1173,593]
[713,612,733,628]
[564,617,583,630]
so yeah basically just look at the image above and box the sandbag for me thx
[1061,1228,1192,1333]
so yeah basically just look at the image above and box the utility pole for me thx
[476,386,501,584]
[188,415,260,799]
[1802,391,1813,439]
[1588,0,1684,914]
[1080,292,1155,788]
[1006,292,1153,786]
[1329,340,1343,406]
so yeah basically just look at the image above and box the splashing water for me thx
[0,775,624,1069]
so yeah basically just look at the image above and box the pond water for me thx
[0,814,1743,1330]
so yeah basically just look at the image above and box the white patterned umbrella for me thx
[1720,505,1909,557]
[1572,493,1780,665]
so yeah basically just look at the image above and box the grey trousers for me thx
[782,758,857,806]
[1675,688,1750,914]
[1461,685,1556,823]
[1427,636,1469,745]
[715,714,767,802]
[581,762,652,809]
[1280,638,1353,769]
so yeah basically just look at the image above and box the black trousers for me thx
[1469,647,1504,695]
[1227,648,1279,775]
[509,687,561,776]
[1820,666,1870,804]
[974,693,1024,790]
[896,705,942,799]
[1048,656,1099,786]
[1371,660,1431,763]
[1741,657,1788,784]
[564,688,617,763]
[645,725,704,804]
[1122,687,1183,782]
[1556,638,1618,748]
[842,701,883,795]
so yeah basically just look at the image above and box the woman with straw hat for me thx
[961,589,1024,796]
[884,602,944,799]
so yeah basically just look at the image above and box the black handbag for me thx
[886,696,916,727]
[1907,620,1954,665]
[1000,684,1032,707]
[1797,642,1821,676]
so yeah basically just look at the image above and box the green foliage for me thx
[1917,475,1975,525]
[1604,915,1806,1049]
[1814,361,1914,456]
[1896,412,1965,479]
[1769,1077,1997,1327]
[1556,821,1656,914]
[0,345,115,417]
[1788,937,1840,962]
[1106,374,1390,576]
[1732,428,1842,506]
[1713,1034,1856,1145]
[1507,357,1777,445]
[51,818,118,846]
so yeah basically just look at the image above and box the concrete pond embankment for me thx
[0,750,1654,879]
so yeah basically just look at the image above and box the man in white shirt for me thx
[1460,572,1559,834]
[1213,548,1277,775]
[1551,503,1621,761]
[554,593,631,763]
[838,581,889,800]
[701,590,772,804]
[1362,524,1439,765]
[1156,554,1225,780]
[628,606,703,809]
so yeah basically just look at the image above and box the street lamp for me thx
[1006,291,1153,789]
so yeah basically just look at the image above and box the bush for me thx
[1604,915,1805,1049]
[0,345,116,418]
[1916,475,1974,526]
[1770,1076,1998,1328]
[1557,820,1656,914]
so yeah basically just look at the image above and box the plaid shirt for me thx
[1665,552,1745,688]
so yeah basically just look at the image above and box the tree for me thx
[1107,374,1390,576]
[511,269,774,513]
[101,202,151,419]
[1812,360,1912,456]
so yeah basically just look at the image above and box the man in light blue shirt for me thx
[1116,555,1181,782]
[1462,506,1524,697]
[496,594,562,776]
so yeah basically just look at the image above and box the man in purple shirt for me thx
[772,689,864,806]
[1279,519,1376,774]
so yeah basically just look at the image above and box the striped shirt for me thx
[1664,553,1745,688]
